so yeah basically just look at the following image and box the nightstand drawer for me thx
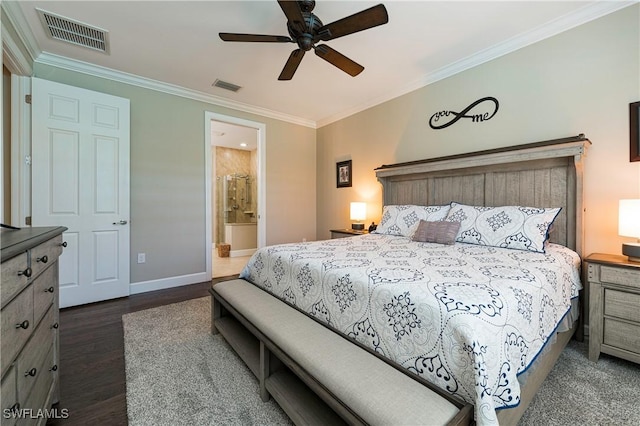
[604,289,640,323]
[603,318,640,354]
[600,265,640,289]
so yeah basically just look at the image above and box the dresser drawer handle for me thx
[45,286,55,293]
[18,267,32,278]
[52,322,59,329]
[50,364,58,372]
[37,255,49,264]
[25,368,37,377]
[61,241,68,248]
[15,320,29,330]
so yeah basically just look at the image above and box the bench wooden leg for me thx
[211,294,221,335]
[260,341,270,402]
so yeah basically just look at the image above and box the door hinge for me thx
[25,216,32,226]
[25,94,32,104]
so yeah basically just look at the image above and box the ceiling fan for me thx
[219,0,389,80]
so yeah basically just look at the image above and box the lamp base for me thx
[622,242,640,263]
[351,223,365,231]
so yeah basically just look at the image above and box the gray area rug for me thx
[124,297,640,425]
[123,297,290,426]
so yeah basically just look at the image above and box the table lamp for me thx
[350,202,366,231]
[619,199,640,262]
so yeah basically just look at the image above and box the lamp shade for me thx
[350,202,366,222]
[619,199,640,238]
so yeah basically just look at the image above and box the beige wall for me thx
[317,5,640,258]
[33,64,316,284]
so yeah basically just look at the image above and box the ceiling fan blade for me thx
[316,4,388,42]
[314,44,364,77]
[279,49,306,81]
[219,33,292,43]
[277,0,306,33]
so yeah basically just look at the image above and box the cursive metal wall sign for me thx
[429,97,499,130]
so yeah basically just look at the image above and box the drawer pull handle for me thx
[61,241,68,248]
[45,286,55,293]
[52,322,59,329]
[18,267,32,278]
[37,255,49,263]
[25,368,37,377]
[16,320,29,329]
[50,365,58,372]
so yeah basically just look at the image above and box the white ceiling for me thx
[212,121,258,151]
[6,1,634,128]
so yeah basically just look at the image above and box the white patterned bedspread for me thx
[239,234,581,425]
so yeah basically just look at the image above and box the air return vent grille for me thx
[213,79,242,92]
[37,8,109,53]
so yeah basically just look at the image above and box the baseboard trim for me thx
[230,249,256,258]
[130,272,210,295]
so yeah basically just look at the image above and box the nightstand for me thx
[330,229,368,239]
[585,253,640,364]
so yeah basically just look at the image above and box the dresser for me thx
[1,226,67,425]
[585,253,640,365]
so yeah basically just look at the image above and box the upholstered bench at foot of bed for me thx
[211,279,472,426]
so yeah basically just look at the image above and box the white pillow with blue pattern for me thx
[444,202,561,253]
[373,204,450,237]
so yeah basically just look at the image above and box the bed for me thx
[210,135,590,425]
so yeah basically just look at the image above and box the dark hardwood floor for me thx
[47,276,238,426]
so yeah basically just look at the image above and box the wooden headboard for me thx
[375,135,590,256]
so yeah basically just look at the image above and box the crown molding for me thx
[3,0,315,127]
[316,0,637,128]
[1,1,41,64]
[2,23,33,75]
[36,53,316,128]
[6,0,634,129]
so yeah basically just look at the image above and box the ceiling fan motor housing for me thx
[288,12,323,51]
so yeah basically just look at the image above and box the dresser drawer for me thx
[1,365,18,426]
[603,318,640,354]
[1,287,34,372]
[30,236,63,281]
[1,252,29,308]
[16,307,54,403]
[600,265,640,289]
[18,348,54,426]
[604,289,640,323]
[32,266,57,325]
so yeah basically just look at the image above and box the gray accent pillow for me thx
[412,220,461,245]
[373,204,450,237]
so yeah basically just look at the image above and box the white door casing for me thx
[31,78,130,308]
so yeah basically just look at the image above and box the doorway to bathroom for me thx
[207,114,265,278]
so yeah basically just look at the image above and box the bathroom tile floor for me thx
[212,252,251,278]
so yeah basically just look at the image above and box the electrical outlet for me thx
[137,253,146,264]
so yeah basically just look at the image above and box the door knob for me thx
[113,220,128,225]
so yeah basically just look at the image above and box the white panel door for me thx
[31,78,130,308]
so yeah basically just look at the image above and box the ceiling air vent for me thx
[213,79,242,93]
[37,8,109,53]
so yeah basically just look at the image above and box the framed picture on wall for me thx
[336,160,352,188]
[631,101,640,162]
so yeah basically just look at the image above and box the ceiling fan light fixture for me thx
[212,79,242,92]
